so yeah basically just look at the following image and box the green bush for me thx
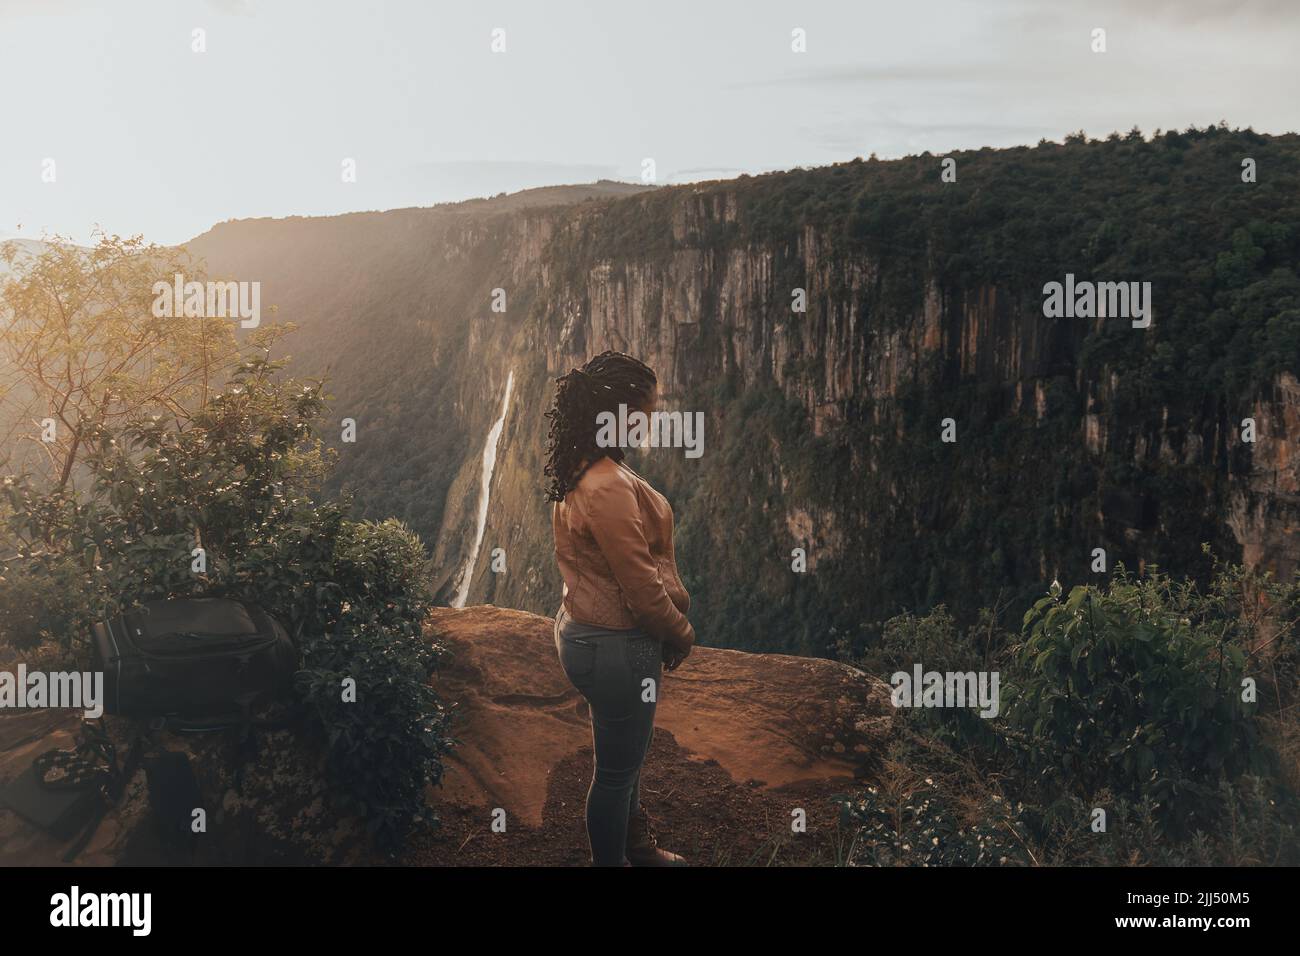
[853,605,1004,749]
[1004,776,1300,866]
[874,605,972,673]
[1004,572,1263,835]
[1,359,453,849]
[841,558,1300,862]
[0,542,100,653]
[288,517,453,846]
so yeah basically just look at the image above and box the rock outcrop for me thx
[0,605,894,865]
[424,605,894,828]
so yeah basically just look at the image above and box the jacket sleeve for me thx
[583,474,695,651]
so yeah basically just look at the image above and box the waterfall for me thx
[451,368,515,608]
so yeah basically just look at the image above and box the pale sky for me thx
[2,0,1297,245]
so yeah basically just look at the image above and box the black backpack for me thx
[91,597,298,721]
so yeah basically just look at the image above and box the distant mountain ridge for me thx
[190,179,654,240]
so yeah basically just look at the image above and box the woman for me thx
[545,350,694,867]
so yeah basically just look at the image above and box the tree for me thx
[0,233,289,488]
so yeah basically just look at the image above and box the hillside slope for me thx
[186,129,1300,655]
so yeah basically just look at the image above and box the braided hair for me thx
[544,350,658,501]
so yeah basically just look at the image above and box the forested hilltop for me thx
[184,126,1300,657]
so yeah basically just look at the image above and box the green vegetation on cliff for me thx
[836,555,1300,866]
[624,126,1300,654]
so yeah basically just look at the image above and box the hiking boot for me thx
[626,803,687,867]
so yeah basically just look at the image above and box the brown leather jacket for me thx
[552,456,695,651]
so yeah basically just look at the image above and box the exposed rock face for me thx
[438,186,1300,644]
[1229,372,1300,578]
[185,145,1300,654]
[425,605,894,827]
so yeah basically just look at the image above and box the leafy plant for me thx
[840,558,1300,863]
[1002,571,1263,834]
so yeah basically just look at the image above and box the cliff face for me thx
[190,131,1300,655]
[1232,373,1300,575]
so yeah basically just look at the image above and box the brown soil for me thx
[405,727,865,867]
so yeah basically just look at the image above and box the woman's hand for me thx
[662,642,691,672]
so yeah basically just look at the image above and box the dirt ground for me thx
[404,727,867,867]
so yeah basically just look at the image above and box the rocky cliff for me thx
[187,128,1300,655]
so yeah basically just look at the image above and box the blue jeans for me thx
[554,608,662,866]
